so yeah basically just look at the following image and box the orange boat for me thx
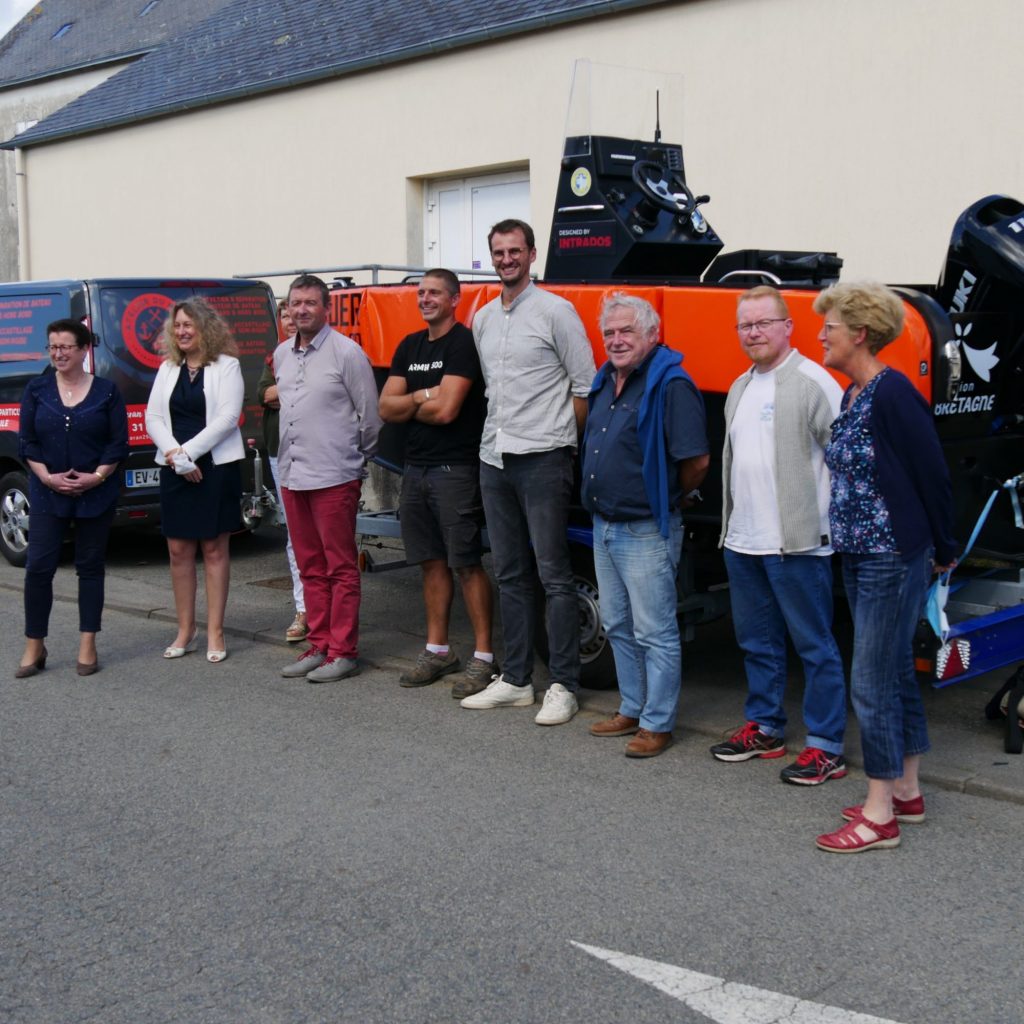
[262,130,1024,697]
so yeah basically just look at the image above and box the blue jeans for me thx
[724,550,847,755]
[592,513,683,732]
[479,450,579,690]
[24,508,116,638]
[843,549,932,778]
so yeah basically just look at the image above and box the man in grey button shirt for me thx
[460,219,596,726]
[275,274,382,683]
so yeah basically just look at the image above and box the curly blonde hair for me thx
[812,281,905,354]
[159,297,238,365]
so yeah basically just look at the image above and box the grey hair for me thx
[599,291,660,338]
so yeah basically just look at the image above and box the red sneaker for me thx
[780,747,848,786]
[710,721,785,762]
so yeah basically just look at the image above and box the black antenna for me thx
[654,90,661,142]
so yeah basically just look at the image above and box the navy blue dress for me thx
[159,367,242,539]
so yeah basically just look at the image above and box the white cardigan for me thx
[145,354,245,466]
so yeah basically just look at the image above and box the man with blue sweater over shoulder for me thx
[583,294,709,757]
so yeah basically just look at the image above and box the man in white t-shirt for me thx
[711,286,848,785]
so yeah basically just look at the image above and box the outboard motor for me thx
[544,135,724,282]
[934,195,1024,422]
[932,195,1024,558]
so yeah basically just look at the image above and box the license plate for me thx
[125,468,161,489]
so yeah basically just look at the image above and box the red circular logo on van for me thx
[122,293,174,369]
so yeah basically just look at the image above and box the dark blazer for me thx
[18,374,129,518]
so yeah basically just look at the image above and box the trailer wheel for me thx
[535,543,617,690]
[0,470,31,568]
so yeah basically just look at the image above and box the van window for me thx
[94,283,277,379]
[0,292,62,379]
[92,282,277,449]
[95,285,194,379]
[201,285,279,358]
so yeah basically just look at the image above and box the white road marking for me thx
[572,942,905,1024]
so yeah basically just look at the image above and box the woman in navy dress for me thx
[145,298,244,663]
[812,282,956,853]
[17,318,129,677]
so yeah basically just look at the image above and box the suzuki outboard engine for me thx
[934,194,1024,419]
[932,194,1024,558]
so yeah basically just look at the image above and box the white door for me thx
[425,171,529,276]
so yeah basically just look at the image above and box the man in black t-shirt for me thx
[379,269,496,697]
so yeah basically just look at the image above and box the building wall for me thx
[0,63,129,282]
[16,0,1024,287]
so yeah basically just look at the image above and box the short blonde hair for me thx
[812,281,905,354]
[737,285,789,319]
[159,297,238,366]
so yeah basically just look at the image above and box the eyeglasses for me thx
[736,318,787,335]
[48,345,79,354]
[821,322,844,335]
[491,248,528,260]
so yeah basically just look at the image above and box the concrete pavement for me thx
[2,527,1021,809]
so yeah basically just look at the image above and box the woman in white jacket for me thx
[146,298,244,663]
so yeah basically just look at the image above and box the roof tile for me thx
[7,0,664,148]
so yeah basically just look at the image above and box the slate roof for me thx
[4,0,668,149]
[0,0,236,89]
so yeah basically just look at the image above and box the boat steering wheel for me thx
[631,159,697,215]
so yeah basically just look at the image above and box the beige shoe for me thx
[163,628,198,659]
[285,612,308,643]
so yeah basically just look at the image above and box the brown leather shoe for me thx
[15,646,47,678]
[590,713,640,737]
[625,729,674,758]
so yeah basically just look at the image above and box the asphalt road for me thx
[2,529,1022,1024]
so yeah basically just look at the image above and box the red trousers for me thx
[281,480,362,659]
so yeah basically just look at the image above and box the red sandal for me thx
[841,794,924,824]
[816,812,900,853]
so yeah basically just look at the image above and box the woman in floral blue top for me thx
[813,282,957,854]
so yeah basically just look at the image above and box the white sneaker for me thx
[534,683,579,726]
[460,674,535,709]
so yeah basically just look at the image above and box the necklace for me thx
[58,373,86,401]
[187,363,202,382]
